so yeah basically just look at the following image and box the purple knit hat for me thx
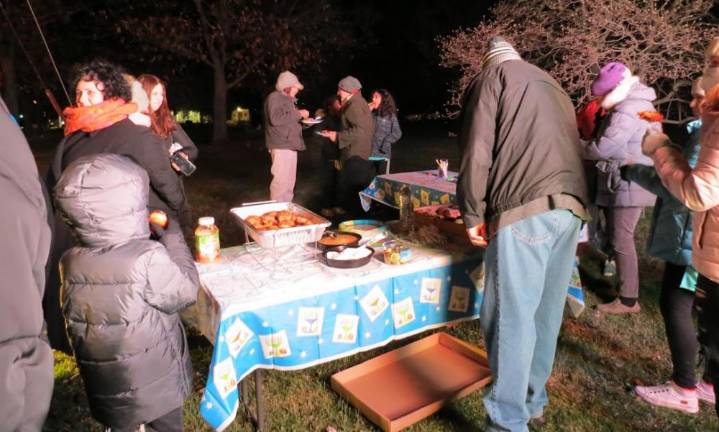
[591,62,628,96]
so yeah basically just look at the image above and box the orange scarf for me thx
[63,99,138,136]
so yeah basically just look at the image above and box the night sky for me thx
[311,0,494,115]
[3,1,496,123]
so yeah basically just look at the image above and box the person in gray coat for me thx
[55,154,200,431]
[583,62,657,314]
[457,37,588,432]
[0,97,53,431]
[264,70,309,202]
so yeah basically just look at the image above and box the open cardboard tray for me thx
[331,332,491,432]
[230,201,331,248]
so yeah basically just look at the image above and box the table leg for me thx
[240,378,250,410]
[255,369,265,431]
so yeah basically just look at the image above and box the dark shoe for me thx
[596,298,641,315]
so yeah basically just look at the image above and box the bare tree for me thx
[438,0,715,124]
[120,0,352,143]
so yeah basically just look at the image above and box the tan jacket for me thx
[652,111,719,282]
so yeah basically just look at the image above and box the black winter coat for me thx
[44,118,191,352]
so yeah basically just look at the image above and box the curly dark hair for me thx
[373,89,397,117]
[70,59,131,104]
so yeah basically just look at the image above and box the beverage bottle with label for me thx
[195,216,221,263]
[399,185,413,231]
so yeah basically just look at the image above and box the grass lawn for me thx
[33,122,718,431]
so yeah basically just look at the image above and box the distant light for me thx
[18,114,24,118]
[32,100,37,104]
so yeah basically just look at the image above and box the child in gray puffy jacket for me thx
[55,153,200,432]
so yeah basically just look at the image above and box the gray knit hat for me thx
[275,71,304,92]
[482,36,521,69]
[338,76,362,93]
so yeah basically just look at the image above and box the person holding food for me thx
[320,76,375,215]
[641,54,719,419]
[623,78,714,413]
[368,88,402,174]
[264,70,309,202]
[457,36,588,432]
[54,154,198,432]
[45,59,189,353]
[582,62,657,314]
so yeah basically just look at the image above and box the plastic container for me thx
[195,216,221,263]
[230,202,330,249]
[383,241,411,265]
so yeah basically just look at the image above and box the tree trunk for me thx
[212,63,228,143]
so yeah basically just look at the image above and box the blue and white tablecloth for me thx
[194,244,485,431]
[359,170,458,212]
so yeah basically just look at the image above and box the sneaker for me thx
[697,380,716,405]
[596,298,641,315]
[603,258,617,277]
[635,382,699,414]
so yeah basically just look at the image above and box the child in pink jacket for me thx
[642,65,719,418]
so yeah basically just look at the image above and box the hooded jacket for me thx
[56,154,199,428]
[0,98,54,432]
[44,117,191,352]
[652,112,719,283]
[625,120,701,265]
[583,80,657,207]
[264,90,305,151]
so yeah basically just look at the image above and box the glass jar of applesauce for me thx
[195,216,221,263]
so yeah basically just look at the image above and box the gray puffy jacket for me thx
[55,154,199,428]
[583,82,656,207]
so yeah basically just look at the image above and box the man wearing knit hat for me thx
[320,75,374,214]
[457,36,588,431]
[264,71,309,202]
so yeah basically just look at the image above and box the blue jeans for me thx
[481,209,580,432]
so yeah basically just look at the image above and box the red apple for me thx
[149,210,168,228]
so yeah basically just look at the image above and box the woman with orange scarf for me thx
[43,60,193,353]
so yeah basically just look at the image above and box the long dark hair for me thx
[138,74,176,138]
[373,89,397,117]
[70,59,131,104]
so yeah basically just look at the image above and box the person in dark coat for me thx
[264,70,309,202]
[368,88,402,174]
[316,95,342,217]
[43,59,191,353]
[320,76,376,215]
[457,37,588,431]
[55,154,199,431]
[137,73,199,231]
[0,97,54,432]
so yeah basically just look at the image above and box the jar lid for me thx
[198,216,215,226]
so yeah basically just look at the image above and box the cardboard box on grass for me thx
[331,332,492,432]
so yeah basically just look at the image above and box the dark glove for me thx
[619,164,633,182]
[149,221,167,239]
